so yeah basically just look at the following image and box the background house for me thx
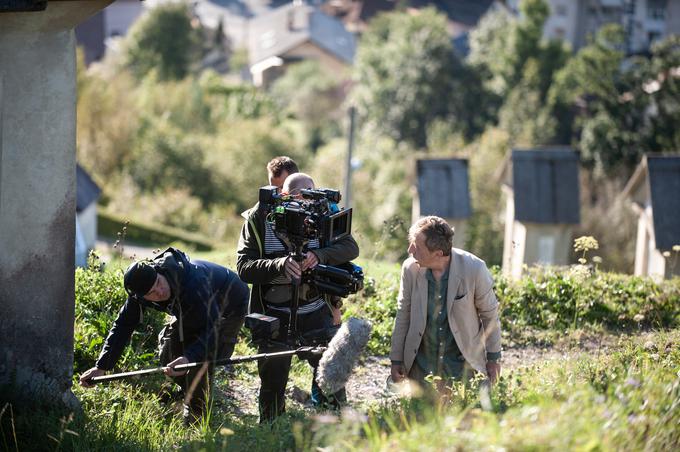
[76,164,102,267]
[248,0,356,87]
[413,158,472,249]
[194,0,293,48]
[500,148,581,279]
[622,155,680,279]
[505,0,680,54]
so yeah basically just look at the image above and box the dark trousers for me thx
[408,361,476,400]
[158,314,244,420]
[257,305,341,422]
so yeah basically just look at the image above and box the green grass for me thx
[3,329,677,451]
[3,260,679,450]
[298,329,680,451]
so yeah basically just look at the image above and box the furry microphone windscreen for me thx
[316,317,372,395]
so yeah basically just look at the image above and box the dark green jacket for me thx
[236,203,359,314]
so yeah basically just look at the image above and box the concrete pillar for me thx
[0,0,112,409]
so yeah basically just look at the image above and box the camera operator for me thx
[237,173,360,422]
[266,156,299,189]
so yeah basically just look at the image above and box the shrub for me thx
[347,263,680,355]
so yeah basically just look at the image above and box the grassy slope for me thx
[3,329,677,451]
[3,255,679,451]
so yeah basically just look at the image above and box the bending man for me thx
[80,247,249,424]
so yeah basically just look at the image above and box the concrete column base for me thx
[0,0,112,410]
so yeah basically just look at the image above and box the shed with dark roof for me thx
[511,149,580,225]
[622,155,680,279]
[413,158,472,248]
[500,148,581,279]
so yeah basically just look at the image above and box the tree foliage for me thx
[270,61,346,152]
[123,2,202,81]
[470,0,569,146]
[353,8,493,149]
[550,25,680,175]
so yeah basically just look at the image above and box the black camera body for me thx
[257,185,363,299]
[306,262,364,298]
[259,185,351,246]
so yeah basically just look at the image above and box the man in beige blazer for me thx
[390,216,502,389]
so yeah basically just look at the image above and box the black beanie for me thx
[124,261,157,298]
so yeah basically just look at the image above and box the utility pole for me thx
[343,105,356,208]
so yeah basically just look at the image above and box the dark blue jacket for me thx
[96,248,249,370]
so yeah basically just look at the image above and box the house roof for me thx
[195,0,289,21]
[0,0,46,12]
[510,148,580,225]
[416,158,471,219]
[248,2,356,66]
[76,164,101,212]
[411,0,496,26]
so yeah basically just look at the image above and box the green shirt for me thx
[412,267,466,380]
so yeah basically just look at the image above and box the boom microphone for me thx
[316,317,372,395]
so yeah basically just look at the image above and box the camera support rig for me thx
[246,185,363,348]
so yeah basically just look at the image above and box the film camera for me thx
[245,185,364,345]
[258,185,352,246]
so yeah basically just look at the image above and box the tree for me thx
[551,25,648,175]
[353,8,491,149]
[645,35,680,153]
[469,0,569,146]
[123,3,201,81]
[270,61,346,152]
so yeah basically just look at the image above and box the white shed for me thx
[622,155,680,280]
[500,148,581,279]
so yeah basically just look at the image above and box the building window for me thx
[647,0,667,20]
[648,31,662,45]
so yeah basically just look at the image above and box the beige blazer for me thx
[389,248,501,376]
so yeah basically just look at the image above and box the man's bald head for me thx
[283,172,315,194]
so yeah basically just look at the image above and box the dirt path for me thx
[215,330,643,417]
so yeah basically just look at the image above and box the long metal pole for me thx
[88,346,325,384]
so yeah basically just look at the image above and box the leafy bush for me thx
[344,274,400,355]
[345,263,680,355]
[496,267,680,333]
